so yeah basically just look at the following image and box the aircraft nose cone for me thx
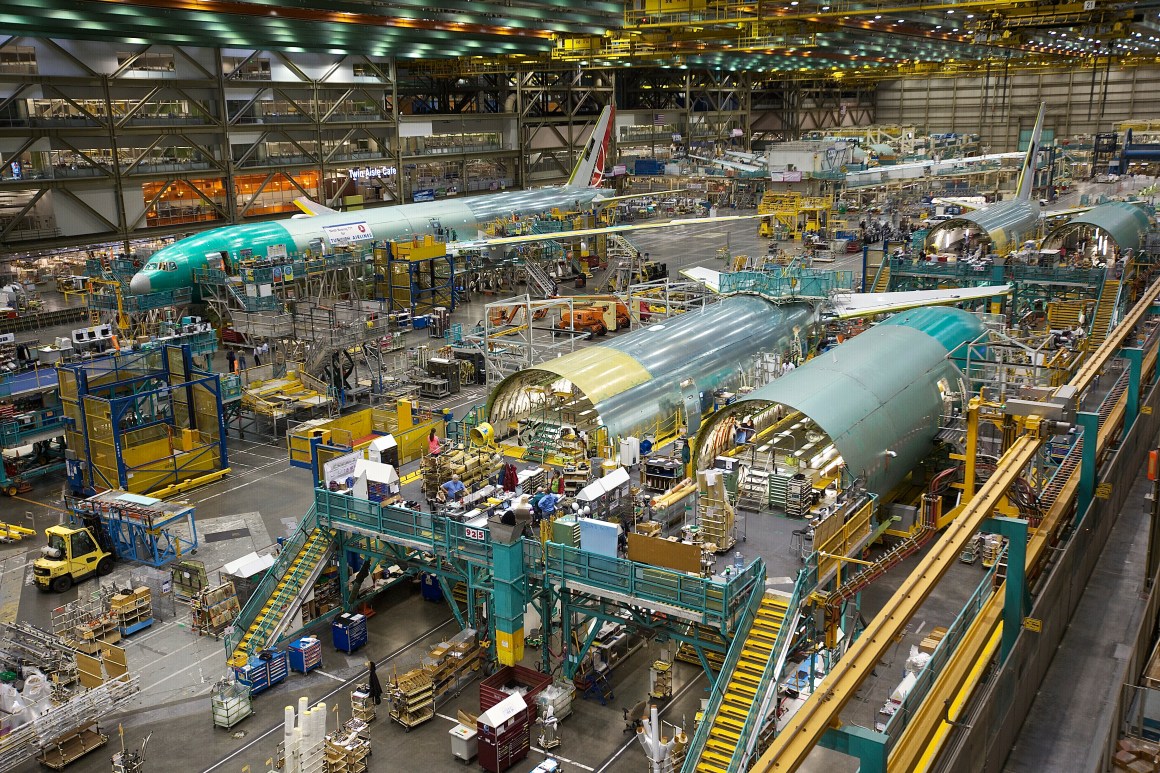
[129,273,151,295]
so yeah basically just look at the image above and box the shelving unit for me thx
[351,685,377,724]
[423,628,481,707]
[110,588,153,636]
[211,678,253,730]
[698,494,735,553]
[768,472,791,510]
[302,570,340,625]
[387,668,435,730]
[649,659,673,699]
[191,582,239,637]
[644,457,682,493]
[35,721,108,770]
[560,465,589,497]
[786,476,813,517]
[324,729,371,773]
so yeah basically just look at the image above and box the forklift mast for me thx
[78,511,115,556]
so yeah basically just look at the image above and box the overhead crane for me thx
[751,275,1160,772]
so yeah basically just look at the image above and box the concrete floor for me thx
[1,204,1145,772]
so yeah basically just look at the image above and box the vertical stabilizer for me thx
[1016,102,1046,201]
[567,105,615,188]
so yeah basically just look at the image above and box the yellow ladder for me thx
[695,593,788,773]
[228,528,331,667]
[1087,278,1119,351]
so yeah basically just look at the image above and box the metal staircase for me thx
[1086,276,1120,351]
[686,588,800,773]
[1046,298,1087,328]
[594,234,641,293]
[227,509,334,667]
[522,420,559,463]
[871,259,892,293]
[524,261,558,298]
[735,467,771,513]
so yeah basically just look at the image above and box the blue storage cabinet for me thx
[233,650,288,696]
[266,650,289,687]
[234,657,269,696]
[331,613,368,654]
[420,573,443,602]
[288,637,323,674]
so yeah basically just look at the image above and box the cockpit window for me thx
[144,262,159,271]
[166,261,177,271]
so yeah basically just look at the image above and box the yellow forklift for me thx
[33,521,115,593]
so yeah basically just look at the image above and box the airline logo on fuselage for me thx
[324,222,374,245]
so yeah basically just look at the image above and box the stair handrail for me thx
[730,570,809,771]
[680,560,768,773]
[224,505,319,658]
[1108,270,1129,335]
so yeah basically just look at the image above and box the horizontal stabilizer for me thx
[679,267,723,293]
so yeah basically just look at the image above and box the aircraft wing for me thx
[679,267,723,293]
[449,214,762,250]
[827,284,1012,319]
[688,154,765,173]
[931,196,989,212]
[593,190,688,205]
[293,197,338,216]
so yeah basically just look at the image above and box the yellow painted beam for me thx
[751,433,1042,772]
[887,279,1160,770]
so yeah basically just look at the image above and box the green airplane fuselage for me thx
[129,184,604,296]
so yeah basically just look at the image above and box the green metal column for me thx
[1120,348,1144,432]
[336,531,351,609]
[491,540,526,666]
[819,725,888,773]
[1077,411,1099,524]
[982,516,1029,661]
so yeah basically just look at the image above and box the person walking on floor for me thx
[225,349,236,373]
[367,661,382,705]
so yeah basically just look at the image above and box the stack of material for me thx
[1114,738,1160,772]
[422,628,481,704]
[420,446,503,501]
[109,587,153,636]
[918,626,948,655]
[191,582,240,637]
[697,468,735,553]
[279,697,327,773]
[324,727,371,773]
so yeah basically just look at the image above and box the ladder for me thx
[735,468,770,513]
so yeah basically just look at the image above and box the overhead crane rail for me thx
[753,275,1160,772]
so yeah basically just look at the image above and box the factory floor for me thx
[0,212,1080,773]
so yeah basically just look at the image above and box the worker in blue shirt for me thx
[440,474,466,502]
